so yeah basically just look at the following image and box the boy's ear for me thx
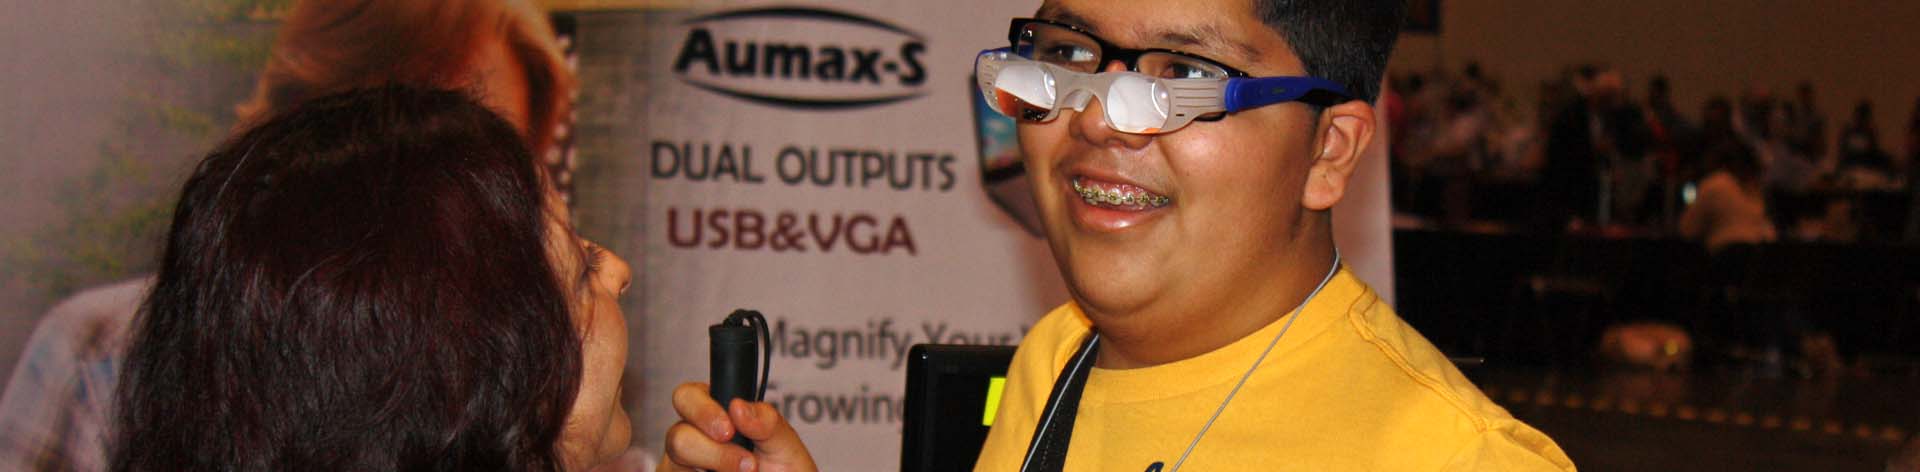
[1301,100,1376,211]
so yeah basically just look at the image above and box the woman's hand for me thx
[658,382,818,472]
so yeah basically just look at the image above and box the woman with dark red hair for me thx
[0,2,587,468]
[111,86,629,471]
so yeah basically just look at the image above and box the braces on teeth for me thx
[1073,179,1171,208]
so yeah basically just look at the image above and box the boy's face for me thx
[1022,0,1329,318]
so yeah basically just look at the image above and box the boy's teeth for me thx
[1072,177,1170,209]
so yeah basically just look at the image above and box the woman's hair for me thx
[112,86,581,471]
[1707,140,1763,185]
[238,0,573,156]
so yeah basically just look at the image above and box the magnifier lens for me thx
[1103,74,1172,134]
[992,64,1058,122]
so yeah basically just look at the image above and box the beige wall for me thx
[1391,0,1920,159]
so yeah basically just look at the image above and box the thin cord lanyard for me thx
[1018,252,1342,472]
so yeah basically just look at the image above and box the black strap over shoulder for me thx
[1019,333,1100,472]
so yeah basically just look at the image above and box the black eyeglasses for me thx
[1007,18,1258,80]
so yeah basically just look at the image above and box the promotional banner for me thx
[565,2,1063,469]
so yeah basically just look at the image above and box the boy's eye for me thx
[1146,55,1226,79]
[1161,63,1205,79]
[1038,44,1097,67]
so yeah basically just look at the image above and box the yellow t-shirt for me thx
[975,268,1575,471]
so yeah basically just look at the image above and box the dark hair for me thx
[1254,0,1406,103]
[112,86,581,471]
[1708,139,1762,184]
[1576,64,1599,82]
[1648,75,1670,96]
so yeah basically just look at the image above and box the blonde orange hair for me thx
[238,0,574,155]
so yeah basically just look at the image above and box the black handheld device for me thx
[709,309,771,450]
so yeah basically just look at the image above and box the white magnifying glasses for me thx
[973,46,1350,135]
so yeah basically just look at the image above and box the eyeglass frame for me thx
[1005,17,1353,113]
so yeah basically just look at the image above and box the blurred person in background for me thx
[1680,141,1776,252]
[1542,66,1650,231]
[110,86,629,471]
[1791,199,1860,243]
[1643,76,1693,153]
[1643,75,1694,227]
[1756,102,1817,192]
[0,1,579,470]
[1784,81,1827,166]
[1837,100,1896,184]
[1731,85,1815,192]
[1412,63,1499,226]
[1908,97,1920,177]
[1696,97,1745,165]
[1905,97,1920,242]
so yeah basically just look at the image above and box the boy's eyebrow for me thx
[1144,24,1261,66]
[1035,4,1261,67]
[1036,4,1095,32]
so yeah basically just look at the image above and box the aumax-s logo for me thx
[672,6,928,110]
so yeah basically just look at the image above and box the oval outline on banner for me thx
[671,5,931,111]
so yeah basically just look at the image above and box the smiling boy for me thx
[659,0,1574,470]
[965,0,1572,470]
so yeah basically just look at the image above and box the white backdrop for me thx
[601,3,1066,469]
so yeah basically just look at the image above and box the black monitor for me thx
[900,344,1017,472]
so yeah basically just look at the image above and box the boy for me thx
[661,0,1574,470]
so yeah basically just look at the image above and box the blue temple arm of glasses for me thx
[1223,76,1353,112]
